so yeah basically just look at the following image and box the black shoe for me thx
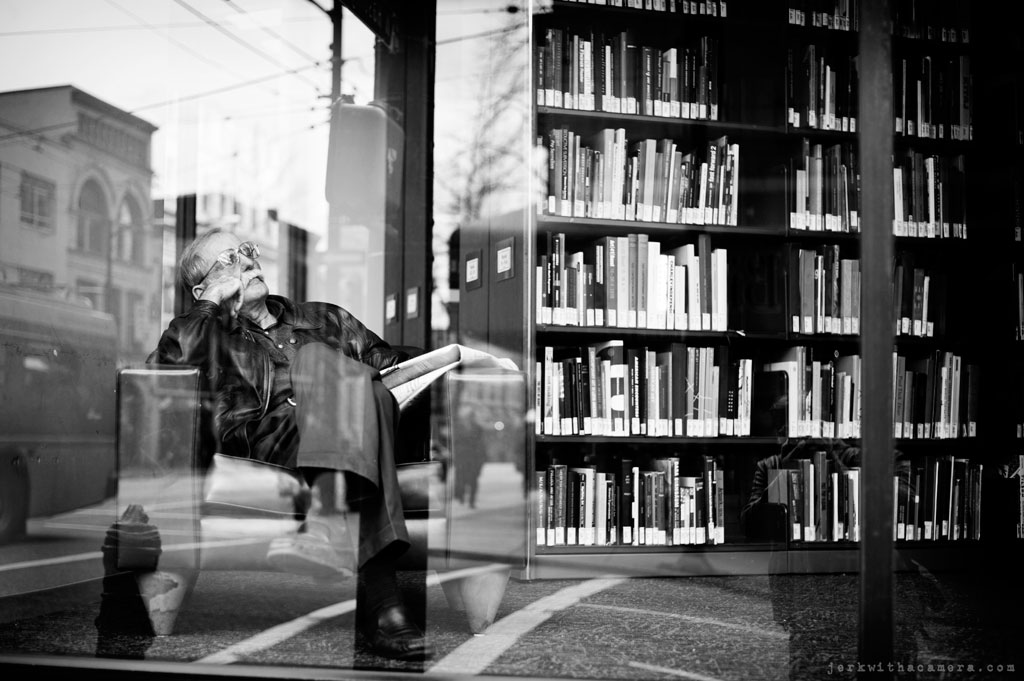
[368,605,435,661]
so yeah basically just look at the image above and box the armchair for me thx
[112,357,526,638]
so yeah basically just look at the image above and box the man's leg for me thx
[281,343,433,660]
[352,380,433,661]
[266,343,379,578]
[357,544,433,661]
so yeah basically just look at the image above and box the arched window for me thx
[116,195,144,262]
[76,179,109,255]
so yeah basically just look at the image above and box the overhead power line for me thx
[0,120,77,144]
[437,4,525,14]
[104,0,285,100]
[171,0,325,96]
[436,21,527,46]
[220,0,325,68]
[129,62,322,113]
[0,20,208,36]
[0,16,322,37]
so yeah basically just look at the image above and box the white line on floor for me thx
[40,522,198,535]
[0,551,104,573]
[0,538,265,573]
[424,563,509,587]
[429,576,627,675]
[196,599,359,665]
[629,661,725,681]
[579,602,788,640]
[48,505,196,518]
[195,563,510,665]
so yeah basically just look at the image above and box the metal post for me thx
[858,0,895,674]
[330,2,342,105]
[174,193,197,317]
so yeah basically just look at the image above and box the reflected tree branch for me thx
[438,15,529,227]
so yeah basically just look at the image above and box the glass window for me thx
[14,267,53,290]
[76,178,109,255]
[75,277,101,311]
[19,171,55,229]
[0,1,1020,680]
[116,195,145,263]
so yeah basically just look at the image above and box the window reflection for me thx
[77,178,110,255]
[116,195,144,263]
[433,0,531,353]
[19,172,55,230]
[2,1,1017,679]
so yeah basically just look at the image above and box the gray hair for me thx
[178,228,227,293]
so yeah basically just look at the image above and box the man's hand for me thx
[198,258,243,317]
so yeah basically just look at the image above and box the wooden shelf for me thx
[525,542,984,579]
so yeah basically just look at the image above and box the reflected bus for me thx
[0,286,117,543]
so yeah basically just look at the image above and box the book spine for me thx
[537,470,548,545]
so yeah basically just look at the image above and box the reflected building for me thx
[0,85,160,362]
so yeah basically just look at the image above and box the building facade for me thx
[0,85,159,361]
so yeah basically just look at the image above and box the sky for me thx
[0,0,378,233]
[0,0,532,331]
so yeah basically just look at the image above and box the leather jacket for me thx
[148,295,405,461]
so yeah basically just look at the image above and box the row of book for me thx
[787,0,858,31]
[535,341,978,440]
[537,239,948,342]
[537,342,754,437]
[764,347,861,439]
[892,150,968,239]
[764,346,978,440]
[766,453,983,543]
[766,461,862,542]
[790,0,970,41]
[891,0,971,43]
[1017,378,1024,438]
[891,350,979,440]
[894,54,973,141]
[535,455,726,547]
[543,127,740,226]
[786,45,859,132]
[537,232,728,331]
[555,1,965,42]
[1014,263,1023,341]
[789,140,861,233]
[788,244,862,336]
[557,1,729,17]
[1015,175,1023,243]
[1018,454,1024,539]
[892,251,943,339]
[536,27,721,120]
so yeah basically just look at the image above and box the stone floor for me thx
[1,564,1020,681]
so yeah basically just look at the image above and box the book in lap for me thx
[381,344,519,409]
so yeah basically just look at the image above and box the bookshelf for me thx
[460,0,1022,579]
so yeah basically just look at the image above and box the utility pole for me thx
[304,0,346,309]
[305,0,342,104]
[329,2,342,106]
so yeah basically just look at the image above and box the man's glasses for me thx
[200,241,260,283]
[220,241,260,265]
